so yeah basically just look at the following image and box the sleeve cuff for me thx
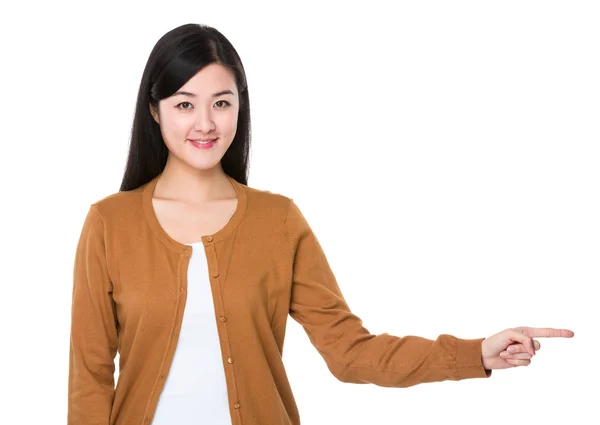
[454,337,492,379]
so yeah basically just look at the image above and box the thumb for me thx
[509,329,535,356]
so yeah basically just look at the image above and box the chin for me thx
[187,159,225,171]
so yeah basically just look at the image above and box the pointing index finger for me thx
[523,328,575,338]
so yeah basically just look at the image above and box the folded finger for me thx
[507,339,541,354]
[510,330,536,355]
[506,358,531,367]
[501,352,532,360]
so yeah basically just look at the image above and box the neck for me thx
[155,157,233,203]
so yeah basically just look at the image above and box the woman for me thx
[67,23,574,425]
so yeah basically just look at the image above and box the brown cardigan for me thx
[67,173,491,425]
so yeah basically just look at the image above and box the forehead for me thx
[177,63,237,95]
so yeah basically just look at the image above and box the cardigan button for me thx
[219,316,227,322]
[234,403,240,409]
[227,357,234,364]
[212,271,219,278]
[206,235,213,242]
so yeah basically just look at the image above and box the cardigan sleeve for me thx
[284,199,491,387]
[68,205,118,424]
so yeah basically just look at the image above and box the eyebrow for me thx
[172,89,235,98]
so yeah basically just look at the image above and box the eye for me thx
[176,101,193,110]
[215,100,231,109]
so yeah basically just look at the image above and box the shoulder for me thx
[86,182,147,224]
[240,182,295,220]
[240,183,313,242]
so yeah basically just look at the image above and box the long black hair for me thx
[119,23,251,192]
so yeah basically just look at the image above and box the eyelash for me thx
[176,100,231,110]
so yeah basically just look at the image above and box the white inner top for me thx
[152,242,232,424]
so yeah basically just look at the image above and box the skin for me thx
[149,64,576,373]
[482,326,574,370]
[149,63,240,202]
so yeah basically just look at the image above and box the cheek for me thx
[161,114,194,139]
[219,111,239,134]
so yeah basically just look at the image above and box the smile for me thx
[188,139,217,149]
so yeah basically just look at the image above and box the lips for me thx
[189,138,217,149]
[189,138,217,142]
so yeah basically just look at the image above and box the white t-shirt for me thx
[152,241,232,424]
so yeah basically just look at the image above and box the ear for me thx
[149,103,160,124]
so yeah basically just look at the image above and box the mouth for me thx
[188,138,217,149]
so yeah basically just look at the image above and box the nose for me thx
[193,106,216,133]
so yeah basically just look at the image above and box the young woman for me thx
[67,23,574,425]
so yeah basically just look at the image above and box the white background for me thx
[1,1,597,424]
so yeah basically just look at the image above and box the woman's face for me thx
[150,63,240,172]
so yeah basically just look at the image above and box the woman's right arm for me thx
[67,205,118,425]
